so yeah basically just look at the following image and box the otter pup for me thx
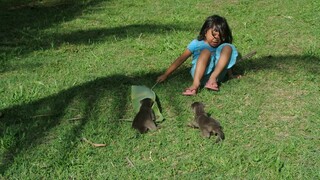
[189,102,225,143]
[132,98,157,134]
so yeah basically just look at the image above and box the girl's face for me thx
[205,28,221,47]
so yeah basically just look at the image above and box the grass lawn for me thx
[0,0,319,179]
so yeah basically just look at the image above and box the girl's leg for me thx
[207,45,232,87]
[188,49,211,90]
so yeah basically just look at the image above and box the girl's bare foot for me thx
[204,81,219,91]
[182,85,199,96]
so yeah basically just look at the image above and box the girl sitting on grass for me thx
[156,14,238,96]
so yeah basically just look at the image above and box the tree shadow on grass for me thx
[0,0,105,73]
[0,22,192,73]
[49,23,190,46]
[0,0,104,43]
[0,0,193,73]
[0,72,162,175]
[232,54,320,79]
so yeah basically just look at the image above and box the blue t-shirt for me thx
[187,39,216,77]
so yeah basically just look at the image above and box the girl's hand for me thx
[156,49,191,83]
[156,74,168,83]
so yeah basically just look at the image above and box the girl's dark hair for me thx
[197,15,233,44]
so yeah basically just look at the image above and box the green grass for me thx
[1,0,319,179]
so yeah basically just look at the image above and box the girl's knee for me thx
[198,49,212,62]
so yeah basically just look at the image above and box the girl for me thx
[156,15,238,96]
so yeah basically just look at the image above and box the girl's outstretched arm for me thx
[157,49,192,82]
